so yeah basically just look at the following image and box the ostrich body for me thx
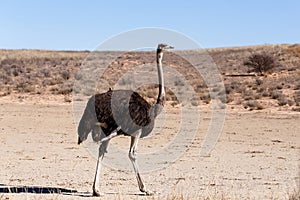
[77,44,173,196]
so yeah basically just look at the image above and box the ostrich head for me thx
[157,43,174,51]
[156,43,174,63]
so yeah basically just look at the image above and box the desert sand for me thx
[0,95,299,200]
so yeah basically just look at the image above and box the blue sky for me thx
[1,0,299,50]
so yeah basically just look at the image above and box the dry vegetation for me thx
[0,44,300,111]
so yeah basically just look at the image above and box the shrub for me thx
[226,95,234,103]
[243,89,255,100]
[60,70,70,80]
[276,83,283,90]
[200,93,211,104]
[254,93,262,100]
[75,73,82,80]
[244,100,264,110]
[247,100,258,108]
[262,91,269,97]
[174,79,185,86]
[15,78,35,93]
[255,78,263,85]
[278,96,288,106]
[292,107,300,112]
[294,83,300,90]
[42,79,51,87]
[224,83,233,94]
[191,100,199,106]
[227,81,243,93]
[256,87,264,93]
[58,82,73,95]
[244,53,276,75]
[50,86,59,94]
[41,68,51,77]
[256,103,264,110]
[287,99,294,106]
[0,74,11,85]
[270,90,282,99]
[294,91,300,106]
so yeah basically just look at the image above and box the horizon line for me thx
[0,43,298,52]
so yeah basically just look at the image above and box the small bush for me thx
[294,91,300,106]
[60,70,70,80]
[247,100,258,108]
[200,93,211,104]
[191,100,199,106]
[58,82,73,95]
[50,86,59,94]
[224,83,233,94]
[276,84,283,90]
[278,96,288,106]
[226,95,234,103]
[243,89,255,100]
[287,99,294,106]
[244,100,264,110]
[64,95,72,103]
[41,68,51,77]
[262,91,269,97]
[256,103,264,110]
[294,83,300,90]
[255,78,263,85]
[174,79,185,86]
[256,87,264,93]
[15,78,35,93]
[254,93,262,100]
[292,107,300,112]
[270,90,282,99]
[75,73,82,80]
[0,74,11,85]
[227,81,243,93]
[244,53,277,75]
[42,79,51,87]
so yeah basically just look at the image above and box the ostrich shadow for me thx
[0,184,148,197]
[0,184,91,197]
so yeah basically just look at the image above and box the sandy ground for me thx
[0,97,299,199]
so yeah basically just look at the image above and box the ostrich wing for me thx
[93,90,152,136]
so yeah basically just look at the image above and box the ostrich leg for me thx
[93,140,109,196]
[128,131,154,195]
[100,126,121,143]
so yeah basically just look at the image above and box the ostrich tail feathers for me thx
[77,97,97,144]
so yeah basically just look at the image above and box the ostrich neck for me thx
[156,51,165,104]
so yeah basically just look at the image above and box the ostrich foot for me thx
[92,188,104,197]
[141,188,156,196]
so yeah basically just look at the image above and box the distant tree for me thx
[244,53,276,75]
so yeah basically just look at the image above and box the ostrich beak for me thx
[165,45,174,50]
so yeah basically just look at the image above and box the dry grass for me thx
[0,44,300,110]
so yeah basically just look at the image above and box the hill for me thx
[0,44,299,111]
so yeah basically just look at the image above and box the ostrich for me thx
[77,44,174,196]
